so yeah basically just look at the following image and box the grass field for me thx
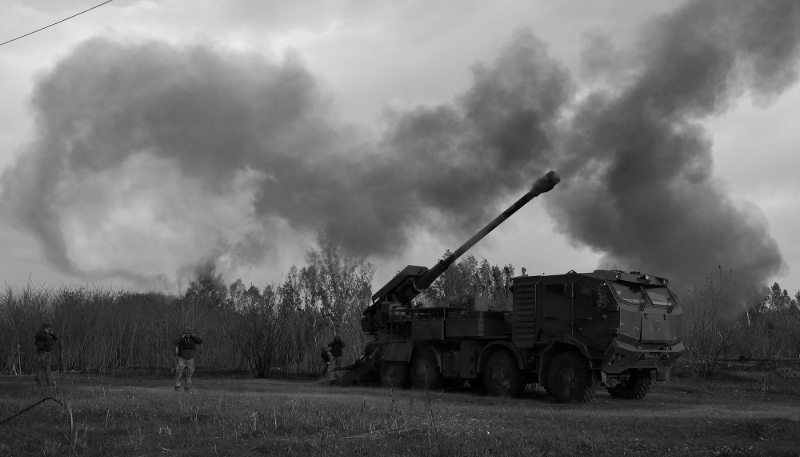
[1,368,799,456]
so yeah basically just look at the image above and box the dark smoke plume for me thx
[1,0,798,301]
[548,0,799,303]
[0,34,570,287]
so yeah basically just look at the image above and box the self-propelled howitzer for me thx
[340,169,685,404]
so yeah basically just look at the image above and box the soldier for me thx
[321,346,333,378]
[328,336,345,376]
[34,323,58,388]
[173,327,203,392]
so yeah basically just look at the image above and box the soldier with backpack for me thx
[327,336,345,377]
[173,327,203,392]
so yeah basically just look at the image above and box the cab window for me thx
[611,282,645,305]
[644,287,672,306]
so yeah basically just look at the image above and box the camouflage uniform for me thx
[173,328,203,391]
[34,323,58,388]
[35,352,54,387]
[175,357,195,390]
[328,336,345,378]
[321,347,333,379]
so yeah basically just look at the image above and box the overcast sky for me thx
[1,0,798,302]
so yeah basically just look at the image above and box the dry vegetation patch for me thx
[1,373,799,456]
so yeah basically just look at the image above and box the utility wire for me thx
[0,0,116,47]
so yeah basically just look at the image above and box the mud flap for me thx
[382,342,413,362]
[340,357,376,387]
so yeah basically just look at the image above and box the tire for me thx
[546,351,595,403]
[607,369,651,399]
[380,362,410,389]
[483,350,524,397]
[410,348,445,390]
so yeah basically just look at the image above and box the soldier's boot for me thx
[174,386,180,392]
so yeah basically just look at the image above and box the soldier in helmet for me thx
[327,336,345,377]
[34,323,58,388]
[173,327,203,392]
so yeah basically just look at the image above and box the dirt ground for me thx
[1,369,799,456]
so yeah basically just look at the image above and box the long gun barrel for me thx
[371,170,561,307]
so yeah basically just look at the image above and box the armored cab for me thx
[509,269,684,401]
[340,171,685,403]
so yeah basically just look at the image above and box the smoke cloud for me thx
[0,34,570,288]
[548,0,799,302]
[1,0,798,301]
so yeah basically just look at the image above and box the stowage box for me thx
[445,311,506,338]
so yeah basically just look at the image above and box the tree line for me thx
[682,269,800,377]
[1,240,799,379]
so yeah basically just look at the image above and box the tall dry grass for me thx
[0,236,374,378]
[681,268,800,378]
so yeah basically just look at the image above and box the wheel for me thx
[483,350,523,397]
[607,369,651,399]
[410,348,445,390]
[380,362,410,389]
[546,351,595,403]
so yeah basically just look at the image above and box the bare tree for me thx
[682,268,743,378]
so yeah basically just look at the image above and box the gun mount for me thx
[361,170,560,334]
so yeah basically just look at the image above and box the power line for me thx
[0,0,116,48]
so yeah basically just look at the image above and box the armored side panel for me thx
[445,311,506,338]
[511,276,538,347]
[618,305,641,345]
[449,294,491,311]
[437,340,480,379]
[460,340,478,378]
[570,275,615,354]
[441,351,460,377]
[641,312,672,343]
[412,320,445,340]
[538,275,573,337]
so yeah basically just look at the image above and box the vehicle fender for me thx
[476,341,526,373]
[557,336,592,360]
[537,339,593,381]
[424,344,444,369]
